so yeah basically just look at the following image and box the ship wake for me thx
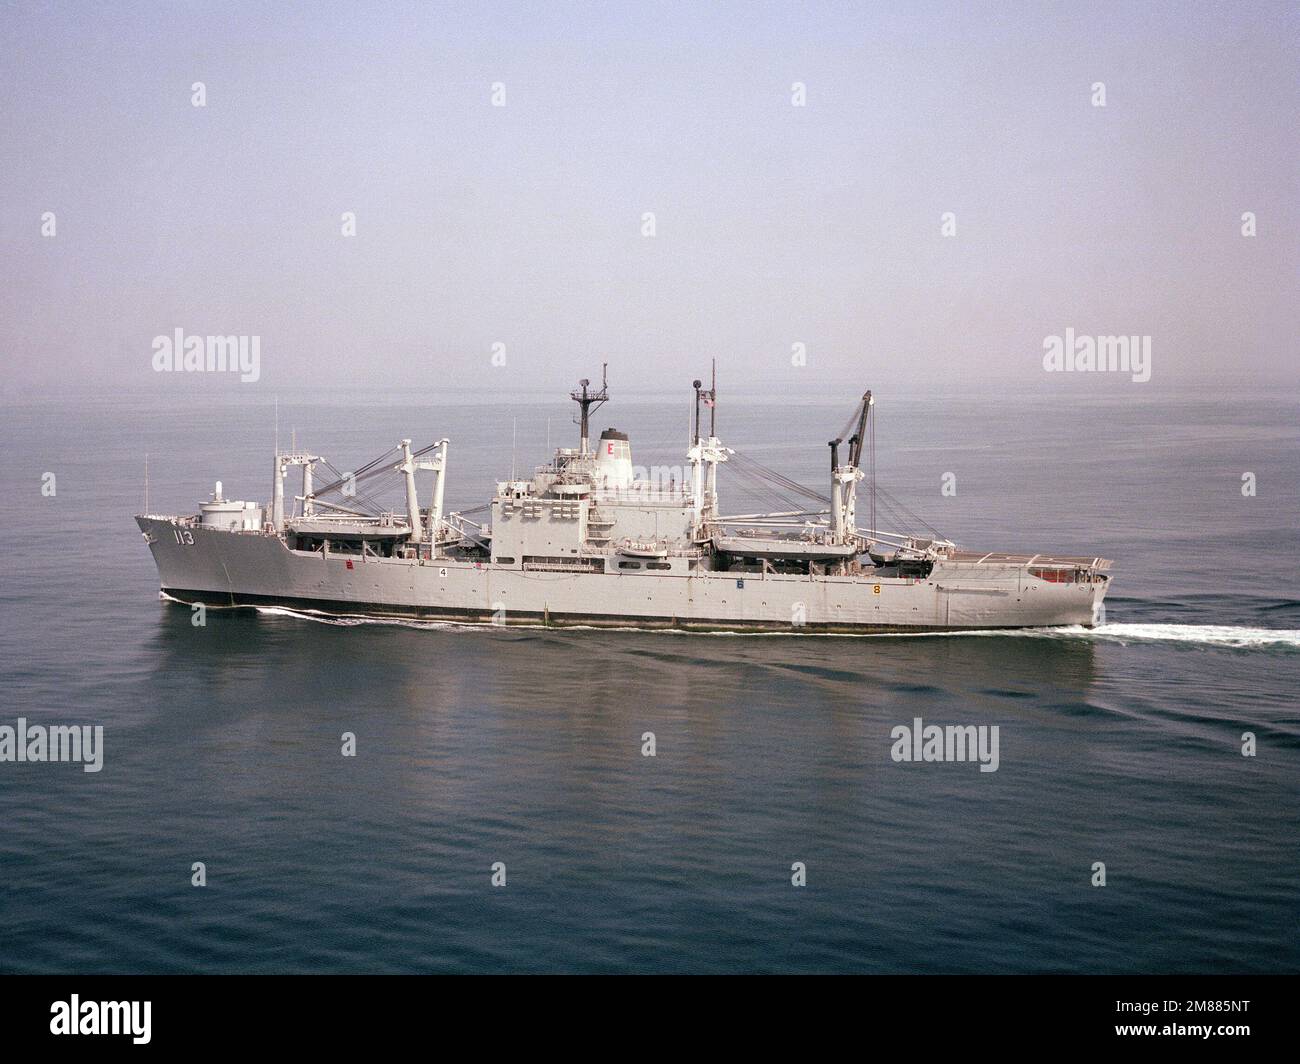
[241,603,1300,649]
[251,605,467,631]
[1003,623,1300,649]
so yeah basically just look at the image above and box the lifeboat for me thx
[619,539,669,559]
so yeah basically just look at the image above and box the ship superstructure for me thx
[137,369,1111,632]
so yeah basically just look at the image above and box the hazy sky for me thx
[1,0,1295,396]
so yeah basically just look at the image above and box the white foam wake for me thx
[253,605,464,631]
[1022,623,1300,649]
[247,607,1300,648]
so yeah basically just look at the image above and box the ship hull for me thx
[138,517,1108,633]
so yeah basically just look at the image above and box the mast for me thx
[302,460,313,517]
[570,363,609,454]
[692,378,702,444]
[272,454,285,532]
[829,438,844,541]
[704,362,719,503]
[690,378,704,514]
[400,438,422,542]
[693,365,717,444]
[398,438,450,548]
[687,370,729,535]
[709,359,716,437]
[429,439,449,543]
[271,396,283,532]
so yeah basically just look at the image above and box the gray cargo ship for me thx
[136,370,1111,632]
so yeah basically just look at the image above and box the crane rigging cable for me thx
[308,441,443,504]
[724,459,809,514]
[727,451,830,505]
[721,393,943,541]
[313,458,390,517]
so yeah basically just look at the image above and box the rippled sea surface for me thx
[1,383,1297,973]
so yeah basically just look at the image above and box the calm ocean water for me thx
[1,383,1297,973]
